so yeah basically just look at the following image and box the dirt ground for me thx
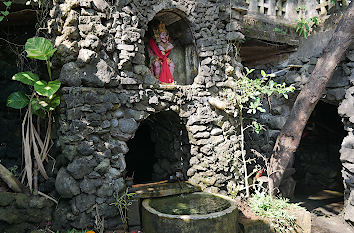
[293,186,354,233]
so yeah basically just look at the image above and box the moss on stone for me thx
[0,192,15,206]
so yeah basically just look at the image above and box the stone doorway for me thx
[125,111,191,184]
[293,101,346,219]
[294,101,346,192]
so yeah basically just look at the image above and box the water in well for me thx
[149,193,231,215]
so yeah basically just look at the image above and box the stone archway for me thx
[125,110,191,184]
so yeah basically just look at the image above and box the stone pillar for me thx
[305,0,319,18]
[248,0,259,14]
[268,0,277,17]
[285,0,299,22]
[338,48,354,224]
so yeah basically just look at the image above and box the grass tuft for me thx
[248,194,303,232]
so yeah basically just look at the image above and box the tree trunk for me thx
[268,2,354,195]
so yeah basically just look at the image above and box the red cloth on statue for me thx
[149,37,174,83]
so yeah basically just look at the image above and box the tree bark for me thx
[268,2,354,195]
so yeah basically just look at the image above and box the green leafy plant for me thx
[295,5,319,39]
[7,37,59,117]
[110,188,136,227]
[0,1,11,22]
[249,194,303,232]
[65,230,91,233]
[224,67,295,197]
[9,165,18,176]
[274,27,288,35]
[6,37,60,192]
[296,16,319,39]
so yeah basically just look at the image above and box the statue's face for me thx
[160,32,168,43]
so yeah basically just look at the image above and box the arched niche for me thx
[144,9,199,85]
[125,111,191,184]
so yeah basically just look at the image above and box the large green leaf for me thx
[7,91,30,109]
[34,79,61,97]
[48,95,61,111]
[3,1,11,7]
[261,70,266,78]
[31,99,46,118]
[12,72,39,86]
[25,37,56,61]
[1,11,9,16]
[31,98,42,112]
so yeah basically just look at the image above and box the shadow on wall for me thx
[145,9,199,85]
[125,111,191,184]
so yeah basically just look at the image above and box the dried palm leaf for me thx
[21,102,52,192]
[22,107,33,191]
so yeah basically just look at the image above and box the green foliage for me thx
[7,91,30,109]
[12,72,39,85]
[226,67,295,122]
[251,120,265,134]
[223,66,294,197]
[66,229,91,233]
[0,1,11,22]
[296,18,309,38]
[25,37,57,61]
[296,16,319,39]
[249,194,303,233]
[3,1,11,7]
[295,4,319,39]
[274,27,288,35]
[7,37,60,117]
[110,188,136,226]
[9,165,18,176]
[34,80,61,97]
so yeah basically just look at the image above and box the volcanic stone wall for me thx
[247,40,354,222]
[50,0,246,229]
[0,192,54,233]
[338,48,354,223]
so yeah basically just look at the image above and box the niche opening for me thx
[240,37,296,66]
[144,9,198,85]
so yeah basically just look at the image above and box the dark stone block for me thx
[0,192,15,206]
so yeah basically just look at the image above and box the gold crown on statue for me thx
[153,22,168,42]
[157,23,167,33]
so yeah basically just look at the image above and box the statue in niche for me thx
[148,23,175,84]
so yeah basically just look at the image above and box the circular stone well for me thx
[142,192,238,233]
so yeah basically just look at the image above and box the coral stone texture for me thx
[50,0,246,229]
[48,0,354,229]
